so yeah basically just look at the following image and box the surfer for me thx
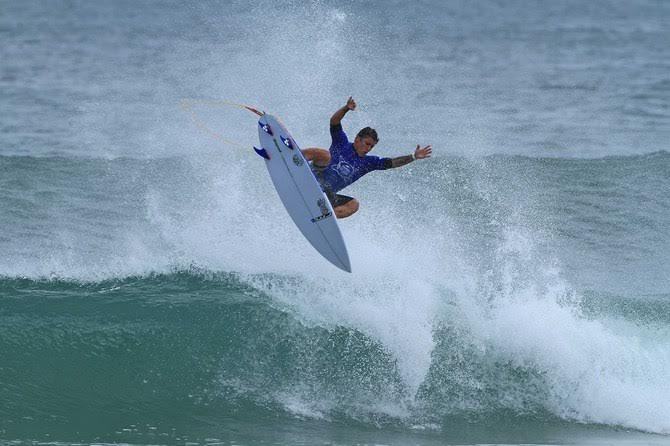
[302,97,432,218]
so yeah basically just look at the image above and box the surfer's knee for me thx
[302,148,330,166]
[335,198,359,219]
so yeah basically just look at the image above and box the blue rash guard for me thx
[316,124,391,193]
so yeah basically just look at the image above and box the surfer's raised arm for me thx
[330,97,357,126]
[388,144,433,168]
[301,97,432,220]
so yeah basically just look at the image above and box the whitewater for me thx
[1,1,669,445]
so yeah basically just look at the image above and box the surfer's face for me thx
[353,136,377,157]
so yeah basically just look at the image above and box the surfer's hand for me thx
[414,144,432,160]
[346,97,356,111]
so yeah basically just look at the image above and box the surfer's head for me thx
[353,127,378,157]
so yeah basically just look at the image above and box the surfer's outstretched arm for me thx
[388,145,432,168]
[330,97,357,126]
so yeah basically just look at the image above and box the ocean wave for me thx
[2,147,670,438]
[2,268,670,437]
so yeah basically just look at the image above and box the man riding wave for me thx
[302,97,432,218]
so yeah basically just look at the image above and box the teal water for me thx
[1,272,669,445]
[1,154,670,444]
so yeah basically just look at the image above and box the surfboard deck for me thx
[254,114,351,273]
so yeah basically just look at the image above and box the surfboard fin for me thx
[253,146,270,160]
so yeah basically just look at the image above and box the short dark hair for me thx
[356,127,379,143]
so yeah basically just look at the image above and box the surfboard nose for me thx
[339,257,352,273]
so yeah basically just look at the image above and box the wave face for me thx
[1,152,670,444]
[1,271,670,444]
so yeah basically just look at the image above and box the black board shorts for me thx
[325,189,354,208]
[311,163,354,208]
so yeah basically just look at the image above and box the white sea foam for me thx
[460,228,670,434]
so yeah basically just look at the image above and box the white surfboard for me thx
[254,114,351,273]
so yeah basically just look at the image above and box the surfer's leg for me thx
[331,194,359,219]
[302,148,330,167]
[334,199,359,218]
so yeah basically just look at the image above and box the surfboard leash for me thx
[180,99,264,149]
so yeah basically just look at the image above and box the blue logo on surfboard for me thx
[259,122,273,135]
[281,136,294,149]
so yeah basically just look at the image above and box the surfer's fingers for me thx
[417,145,432,159]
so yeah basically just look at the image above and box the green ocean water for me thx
[2,153,670,445]
[1,271,669,445]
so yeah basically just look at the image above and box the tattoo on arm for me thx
[390,155,414,168]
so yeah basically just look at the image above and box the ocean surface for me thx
[1,0,669,445]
